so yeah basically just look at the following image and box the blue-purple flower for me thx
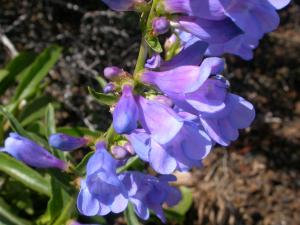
[126,97,212,174]
[113,85,139,134]
[119,172,181,222]
[49,133,88,151]
[77,142,128,216]
[0,133,67,170]
[77,142,181,222]
[164,0,291,59]
[142,57,255,146]
[152,17,170,35]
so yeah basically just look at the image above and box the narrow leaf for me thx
[0,52,36,96]
[88,86,118,106]
[124,203,140,225]
[0,197,31,225]
[0,153,50,196]
[0,106,27,137]
[18,96,52,127]
[13,45,62,100]
[75,151,94,175]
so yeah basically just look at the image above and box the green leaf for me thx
[18,96,52,127]
[52,198,76,225]
[13,45,62,101]
[0,52,36,96]
[38,177,70,225]
[88,86,118,106]
[124,203,140,225]
[117,156,140,173]
[45,104,56,138]
[0,153,50,196]
[95,76,107,89]
[75,151,94,175]
[0,70,8,83]
[0,106,27,137]
[164,186,193,223]
[57,126,100,138]
[144,32,163,53]
[0,197,31,225]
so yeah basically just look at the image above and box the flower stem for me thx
[133,0,159,76]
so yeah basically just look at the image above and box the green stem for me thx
[133,0,159,76]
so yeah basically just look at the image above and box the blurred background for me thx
[0,0,300,225]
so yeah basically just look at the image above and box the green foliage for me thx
[0,153,50,196]
[165,187,193,224]
[124,203,140,225]
[88,86,118,106]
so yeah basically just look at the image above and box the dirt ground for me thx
[0,1,300,225]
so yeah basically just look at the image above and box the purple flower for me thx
[0,133,67,170]
[49,133,88,151]
[113,85,139,134]
[145,54,162,69]
[127,97,212,174]
[145,41,208,71]
[119,172,181,222]
[142,57,225,114]
[101,0,144,11]
[152,17,170,35]
[77,142,128,216]
[111,145,131,159]
[160,41,208,71]
[164,0,290,59]
[103,66,123,80]
[103,82,116,93]
[77,142,181,222]
[142,58,255,146]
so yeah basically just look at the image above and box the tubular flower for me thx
[77,142,128,216]
[77,142,181,222]
[164,0,291,59]
[0,133,67,170]
[113,85,139,134]
[119,172,181,222]
[142,57,255,146]
[49,133,88,151]
[126,97,212,174]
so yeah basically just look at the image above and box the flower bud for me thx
[1,133,67,170]
[152,17,170,35]
[111,145,129,159]
[104,66,123,80]
[49,133,88,151]
[103,82,116,93]
[113,85,139,134]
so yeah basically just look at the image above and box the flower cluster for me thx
[77,142,181,222]
[0,0,290,223]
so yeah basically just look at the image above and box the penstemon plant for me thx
[0,0,291,224]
